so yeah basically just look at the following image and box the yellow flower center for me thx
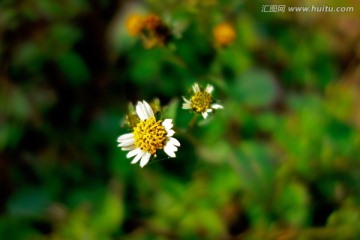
[133,117,167,155]
[191,91,212,113]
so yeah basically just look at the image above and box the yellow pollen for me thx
[133,117,167,155]
[191,91,212,113]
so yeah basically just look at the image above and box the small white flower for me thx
[182,83,223,119]
[117,100,180,167]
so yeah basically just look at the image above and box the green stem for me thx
[187,114,199,131]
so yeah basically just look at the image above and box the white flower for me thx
[117,100,180,167]
[182,83,223,119]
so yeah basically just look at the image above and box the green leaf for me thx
[275,181,310,227]
[231,69,278,108]
[90,186,124,235]
[161,98,178,120]
[57,52,90,86]
[0,123,22,150]
[236,141,275,200]
[7,188,50,218]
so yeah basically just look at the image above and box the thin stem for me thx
[187,114,199,131]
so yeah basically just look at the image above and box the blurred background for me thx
[1,0,360,239]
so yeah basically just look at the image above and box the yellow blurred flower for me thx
[213,23,236,47]
[144,14,163,32]
[126,14,145,36]
[126,13,171,48]
[143,14,171,48]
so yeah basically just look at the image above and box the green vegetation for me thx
[1,0,360,239]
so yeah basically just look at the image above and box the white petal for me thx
[136,102,147,120]
[117,133,134,142]
[168,137,180,147]
[167,129,175,137]
[182,103,192,109]
[162,119,173,130]
[164,144,176,158]
[121,146,136,151]
[142,100,154,119]
[182,96,191,103]
[140,152,151,167]
[131,150,145,164]
[182,97,192,109]
[165,143,178,153]
[206,108,213,112]
[127,148,141,158]
[118,138,135,147]
[202,112,208,119]
[211,103,223,109]
[205,84,214,94]
[192,83,200,93]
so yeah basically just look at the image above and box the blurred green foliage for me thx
[1,0,360,239]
